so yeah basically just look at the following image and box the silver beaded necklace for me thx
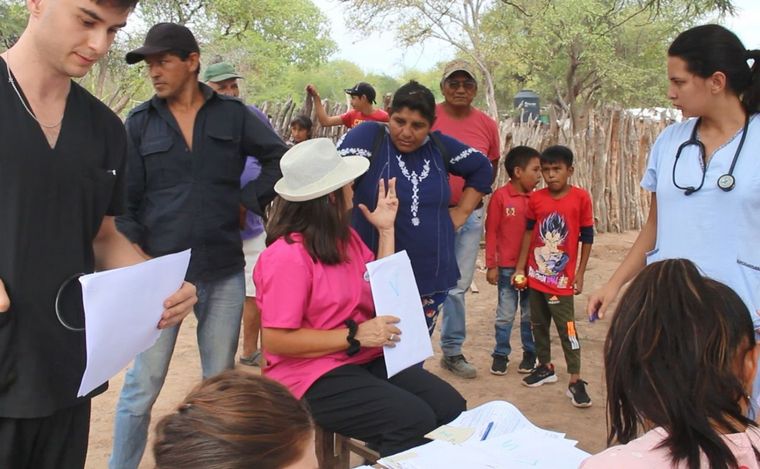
[4,50,64,129]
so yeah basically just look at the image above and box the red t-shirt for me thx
[432,104,500,205]
[340,108,389,128]
[525,186,593,295]
[485,183,531,268]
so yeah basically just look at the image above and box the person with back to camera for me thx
[336,81,493,336]
[484,146,542,376]
[587,24,760,399]
[254,138,466,457]
[514,145,594,408]
[582,258,760,469]
[154,370,318,469]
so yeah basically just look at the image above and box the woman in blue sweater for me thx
[338,81,493,334]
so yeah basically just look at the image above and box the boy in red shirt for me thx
[306,82,389,129]
[485,146,542,376]
[515,145,594,408]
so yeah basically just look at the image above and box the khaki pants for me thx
[529,289,581,374]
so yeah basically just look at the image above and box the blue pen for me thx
[480,421,494,441]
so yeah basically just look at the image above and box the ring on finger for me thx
[389,333,396,342]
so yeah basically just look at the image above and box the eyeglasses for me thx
[445,79,476,90]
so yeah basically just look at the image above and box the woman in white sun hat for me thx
[253,138,465,457]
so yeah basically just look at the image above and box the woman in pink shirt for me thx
[254,138,465,457]
[583,259,760,469]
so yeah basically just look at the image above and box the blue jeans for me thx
[493,268,534,358]
[109,271,245,469]
[440,207,484,357]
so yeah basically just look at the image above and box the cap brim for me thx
[125,45,172,64]
[443,69,476,81]
[207,73,243,82]
[275,156,369,202]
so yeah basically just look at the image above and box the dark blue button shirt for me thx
[117,84,287,282]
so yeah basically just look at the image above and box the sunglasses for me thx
[445,79,476,90]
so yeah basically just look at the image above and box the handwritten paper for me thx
[77,250,191,397]
[366,251,433,377]
[381,400,590,468]
[425,425,476,444]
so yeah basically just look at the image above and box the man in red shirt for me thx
[433,60,500,379]
[306,81,388,129]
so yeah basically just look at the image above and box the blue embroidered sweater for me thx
[337,121,493,296]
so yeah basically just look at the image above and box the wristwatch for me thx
[344,319,361,356]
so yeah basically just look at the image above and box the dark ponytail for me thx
[743,49,760,112]
[669,24,760,113]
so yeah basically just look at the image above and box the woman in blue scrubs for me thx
[589,24,760,397]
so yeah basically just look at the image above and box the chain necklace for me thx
[4,50,64,129]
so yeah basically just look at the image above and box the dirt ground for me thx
[85,231,637,468]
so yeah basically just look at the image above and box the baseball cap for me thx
[126,23,200,65]
[441,59,477,82]
[201,62,243,83]
[344,82,376,104]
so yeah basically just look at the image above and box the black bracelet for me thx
[344,319,360,356]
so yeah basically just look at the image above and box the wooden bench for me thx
[315,426,381,469]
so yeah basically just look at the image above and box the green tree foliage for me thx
[344,0,502,118]
[488,0,731,126]
[0,0,25,49]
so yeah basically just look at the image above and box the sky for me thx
[313,0,760,76]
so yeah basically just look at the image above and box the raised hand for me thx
[359,178,398,232]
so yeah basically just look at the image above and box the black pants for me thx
[304,358,466,456]
[0,400,91,469]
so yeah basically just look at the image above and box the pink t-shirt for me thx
[432,103,500,205]
[582,427,760,469]
[254,228,383,399]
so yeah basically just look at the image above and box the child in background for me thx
[289,115,313,145]
[515,145,594,408]
[485,146,542,376]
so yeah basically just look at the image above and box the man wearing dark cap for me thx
[434,59,500,380]
[110,23,287,469]
[306,81,388,129]
[0,3,197,469]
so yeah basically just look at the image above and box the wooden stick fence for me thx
[257,96,669,233]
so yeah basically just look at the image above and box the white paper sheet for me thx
[366,251,433,378]
[77,250,191,397]
[448,400,545,444]
[381,401,589,469]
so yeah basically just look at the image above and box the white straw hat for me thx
[274,138,370,202]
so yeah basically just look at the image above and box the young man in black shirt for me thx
[0,1,197,468]
[109,23,287,468]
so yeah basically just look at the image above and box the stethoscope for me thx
[671,114,749,195]
[54,272,87,332]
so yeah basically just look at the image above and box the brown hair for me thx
[154,370,314,469]
[605,258,758,469]
[265,188,352,265]
[96,0,140,9]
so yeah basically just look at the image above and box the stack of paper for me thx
[377,401,590,469]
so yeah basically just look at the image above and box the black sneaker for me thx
[567,380,592,408]
[490,355,508,375]
[521,363,558,387]
[517,352,536,374]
